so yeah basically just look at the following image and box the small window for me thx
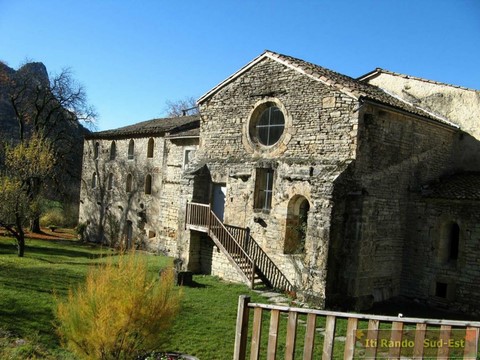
[183,149,196,169]
[254,168,274,211]
[435,282,448,298]
[250,103,285,147]
[128,140,135,160]
[91,172,97,188]
[144,174,152,195]
[147,138,154,158]
[94,142,100,159]
[110,141,116,160]
[439,221,460,264]
[449,223,460,261]
[107,173,114,190]
[126,174,133,193]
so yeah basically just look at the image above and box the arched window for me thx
[438,221,460,264]
[147,138,154,158]
[110,141,116,160]
[107,173,114,190]
[125,220,133,249]
[284,195,310,254]
[94,142,100,159]
[126,174,133,193]
[128,140,135,160]
[449,223,460,261]
[91,172,97,188]
[144,174,152,195]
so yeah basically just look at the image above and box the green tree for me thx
[0,135,55,256]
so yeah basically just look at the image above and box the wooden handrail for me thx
[186,202,293,292]
[186,202,257,287]
[234,295,480,360]
[224,223,294,292]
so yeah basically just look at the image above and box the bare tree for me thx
[1,62,97,232]
[164,96,198,117]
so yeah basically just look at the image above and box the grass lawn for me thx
[0,232,267,359]
[3,232,476,359]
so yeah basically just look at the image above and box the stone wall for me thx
[196,57,360,304]
[326,104,460,307]
[79,135,198,255]
[364,72,480,140]
[158,138,198,256]
[405,199,480,315]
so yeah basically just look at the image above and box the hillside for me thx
[0,61,91,222]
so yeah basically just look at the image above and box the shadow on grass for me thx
[181,280,207,289]
[0,240,106,260]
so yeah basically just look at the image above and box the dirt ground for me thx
[1,227,77,241]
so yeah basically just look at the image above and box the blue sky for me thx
[1,0,479,131]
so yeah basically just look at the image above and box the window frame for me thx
[254,106,285,146]
[245,98,291,154]
[110,141,116,160]
[254,168,275,212]
[126,173,133,193]
[147,138,154,158]
[91,172,97,189]
[93,142,100,160]
[128,139,135,160]
[107,173,114,190]
[144,174,152,195]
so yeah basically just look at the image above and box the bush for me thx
[40,208,66,228]
[75,222,87,242]
[55,254,182,360]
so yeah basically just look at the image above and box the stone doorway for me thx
[125,220,133,249]
[284,195,310,254]
[211,183,226,221]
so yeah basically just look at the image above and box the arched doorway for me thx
[125,220,133,249]
[284,195,310,254]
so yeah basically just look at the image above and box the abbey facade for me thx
[79,51,480,313]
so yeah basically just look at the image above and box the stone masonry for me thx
[79,51,480,314]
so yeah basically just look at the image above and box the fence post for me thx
[207,204,211,234]
[233,295,250,360]
[251,261,256,289]
[245,227,250,252]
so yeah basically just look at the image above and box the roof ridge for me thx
[378,88,459,128]
[87,115,200,139]
[360,68,479,92]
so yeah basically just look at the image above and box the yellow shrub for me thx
[55,254,181,360]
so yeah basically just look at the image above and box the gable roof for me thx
[422,172,480,201]
[86,115,200,140]
[198,51,458,128]
[358,68,480,93]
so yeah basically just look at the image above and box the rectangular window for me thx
[183,148,196,169]
[254,168,274,211]
[435,282,448,298]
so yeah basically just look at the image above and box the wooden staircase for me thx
[185,202,294,292]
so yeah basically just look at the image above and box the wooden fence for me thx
[234,295,480,360]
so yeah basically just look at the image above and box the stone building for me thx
[79,115,199,253]
[79,51,480,313]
